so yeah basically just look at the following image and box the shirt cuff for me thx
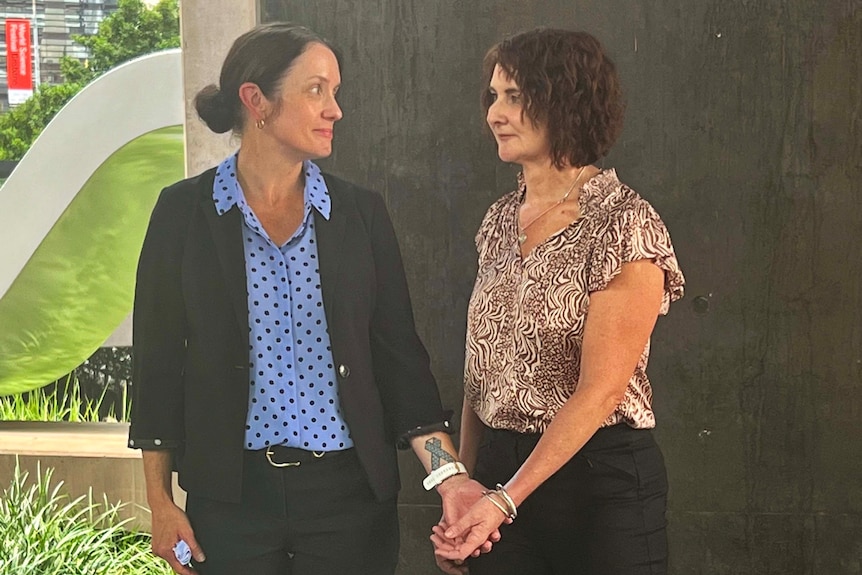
[396,410,455,450]
[127,437,183,450]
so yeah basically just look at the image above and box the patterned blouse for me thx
[464,169,685,433]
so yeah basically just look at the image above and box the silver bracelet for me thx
[494,483,518,519]
[482,491,515,520]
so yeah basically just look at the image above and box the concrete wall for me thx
[180,0,257,175]
[258,2,862,574]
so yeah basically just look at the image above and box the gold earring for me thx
[256,118,265,129]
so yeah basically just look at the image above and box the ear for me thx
[238,82,269,124]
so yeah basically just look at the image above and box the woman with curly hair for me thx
[432,28,685,574]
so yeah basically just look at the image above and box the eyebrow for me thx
[488,87,521,95]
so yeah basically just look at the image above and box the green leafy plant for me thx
[0,374,121,423]
[0,460,171,575]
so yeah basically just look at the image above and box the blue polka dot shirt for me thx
[212,154,353,452]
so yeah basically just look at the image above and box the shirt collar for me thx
[212,153,331,221]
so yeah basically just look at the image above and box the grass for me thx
[0,374,123,423]
[0,460,171,575]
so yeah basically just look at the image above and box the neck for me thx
[236,134,306,205]
[521,161,593,203]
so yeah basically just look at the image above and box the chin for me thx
[308,148,333,161]
[495,145,520,164]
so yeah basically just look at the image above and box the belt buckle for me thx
[265,447,326,468]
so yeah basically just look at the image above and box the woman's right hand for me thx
[149,501,205,575]
[436,475,503,553]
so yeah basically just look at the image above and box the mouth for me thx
[315,129,334,139]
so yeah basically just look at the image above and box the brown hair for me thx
[194,22,341,134]
[481,28,625,168]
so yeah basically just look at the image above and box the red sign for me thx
[5,18,33,105]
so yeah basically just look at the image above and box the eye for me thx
[310,84,322,95]
[487,90,498,103]
[507,93,522,105]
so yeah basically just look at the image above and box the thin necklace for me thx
[517,165,587,245]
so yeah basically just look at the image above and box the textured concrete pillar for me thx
[180,0,259,176]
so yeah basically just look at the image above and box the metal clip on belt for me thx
[265,446,326,468]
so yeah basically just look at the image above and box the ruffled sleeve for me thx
[587,198,685,315]
[474,190,518,262]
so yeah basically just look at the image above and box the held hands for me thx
[432,475,509,571]
[430,521,471,575]
[149,501,206,575]
[433,484,514,564]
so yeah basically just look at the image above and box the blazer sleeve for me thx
[127,185,192,451]
[365,191,453,446]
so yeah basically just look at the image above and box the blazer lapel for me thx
[203,198,249,344]
[315,187,346,321]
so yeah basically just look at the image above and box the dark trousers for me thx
[185,446,399,575]
[468,424,668,575]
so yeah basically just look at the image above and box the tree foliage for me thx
[0,83,83,160]
[71,0,180,75]
[0,0,180,161]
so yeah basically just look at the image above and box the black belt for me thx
[250,445,353,468]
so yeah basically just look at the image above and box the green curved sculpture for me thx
[0,126,184,395]
[0,49,184,397]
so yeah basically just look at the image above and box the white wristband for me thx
[423,461,467,491]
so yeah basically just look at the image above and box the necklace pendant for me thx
[517,232,527,245]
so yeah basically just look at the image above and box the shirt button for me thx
[338,364,350,378]
[154,438,162,446]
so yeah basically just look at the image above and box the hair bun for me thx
[194,84,235,134]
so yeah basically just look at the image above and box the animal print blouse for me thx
[464,169,685,433]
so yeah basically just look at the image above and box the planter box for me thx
[0,421,184,532]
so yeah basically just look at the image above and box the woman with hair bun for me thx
[432,28,685,574]
[129,22,479,575]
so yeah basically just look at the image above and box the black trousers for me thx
[185,446,399,575]
[468,424,668,575]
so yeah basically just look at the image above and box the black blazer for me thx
[129,167,448,503]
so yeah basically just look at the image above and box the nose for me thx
[486,98,505,127]
[326,92,343,122]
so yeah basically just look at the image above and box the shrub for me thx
[0,460,171,575]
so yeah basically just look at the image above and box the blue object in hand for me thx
[173,539,192,566]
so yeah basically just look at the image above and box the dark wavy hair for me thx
[194,22,342,134]
[481,28,625,168]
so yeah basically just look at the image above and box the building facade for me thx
[0,0,118,110]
